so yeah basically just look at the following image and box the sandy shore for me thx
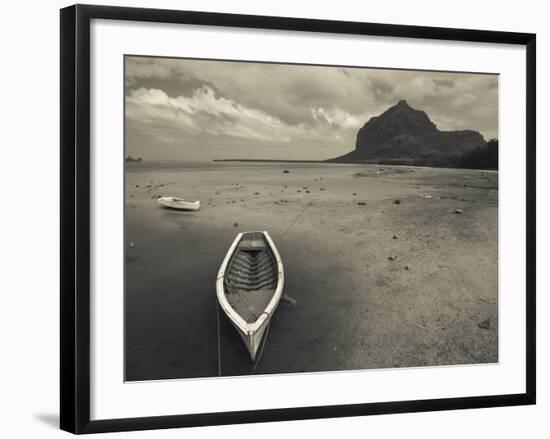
[124,161,498,381]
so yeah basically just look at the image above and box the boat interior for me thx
[224,232,278,324]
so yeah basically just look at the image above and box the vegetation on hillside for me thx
[408,139,498,170]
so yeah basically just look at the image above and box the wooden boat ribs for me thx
[226,251,277,292]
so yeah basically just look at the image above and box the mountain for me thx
[330,100,486,164]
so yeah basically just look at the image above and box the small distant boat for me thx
[158,197,200,211]
[216,231,284,361]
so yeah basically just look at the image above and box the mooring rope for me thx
[281,200,313,238]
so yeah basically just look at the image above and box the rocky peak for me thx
[330,100,487,163]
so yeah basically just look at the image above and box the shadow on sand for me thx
[124,221,350,381]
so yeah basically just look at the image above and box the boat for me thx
[157,197,200,211]
[216,231,284,361]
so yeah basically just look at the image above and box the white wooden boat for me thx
[216,231,284,361]
[158,197,200,211]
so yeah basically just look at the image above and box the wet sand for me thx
[125,161,498,381]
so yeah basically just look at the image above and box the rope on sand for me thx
[281,200,313,238]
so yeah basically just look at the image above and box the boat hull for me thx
[158,197,200,211]
[231,319,269,362]
[216,231,284,362]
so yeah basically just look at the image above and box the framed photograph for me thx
[60,4,536,434]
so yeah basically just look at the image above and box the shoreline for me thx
[214,159,498,171]
[128,158,499,172]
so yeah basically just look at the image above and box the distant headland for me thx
[214,100,498,170]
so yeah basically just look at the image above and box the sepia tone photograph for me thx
[124,55,498,381]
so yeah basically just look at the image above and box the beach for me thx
[125,161,498,381]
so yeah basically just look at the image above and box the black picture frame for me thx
[60,4,536,434]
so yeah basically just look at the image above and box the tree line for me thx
[412,139,498,170]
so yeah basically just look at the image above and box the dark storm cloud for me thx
[125,57,498,160]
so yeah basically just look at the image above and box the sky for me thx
[125,56,498,162]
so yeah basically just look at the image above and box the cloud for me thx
[433,79,455,88]
[368,77,395,98]
[126,86,293,142]
[126,57,176,79]
[125,56,498,159]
